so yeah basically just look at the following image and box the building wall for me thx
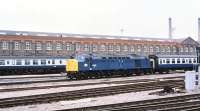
[0,35,197,57]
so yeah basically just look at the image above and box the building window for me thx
[46,42,52,50]
[36,42,42,50]
[161,46,165,52]
[25,41,31,50]
[56,42,62,50]
[185,47,188,52]
[123,45,128,52]
[108,44,113,52]
[66,42,72,51]
[190,47,193,52]
[100,44,106,51]
[180,47,184,52]
[137,45,141,52]
[155,46,159,53]
[150,46,153,52]
[75,43,81,51]
[130,46,134,52]
[144,46,148,52]
[116,45,121,52]
[173,47,176,53]
[166,46,170,52]
[2,41,9,50]
[83,44,89,51]
[92,44,98,52]
[14,41,20,50]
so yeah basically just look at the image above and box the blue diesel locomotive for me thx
[66,54,151,79]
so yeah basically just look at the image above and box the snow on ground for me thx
[1,89,199,111]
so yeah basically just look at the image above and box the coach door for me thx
[150,58,155,70]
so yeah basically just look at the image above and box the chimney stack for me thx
[169,17,172,39]
[198,18,200,42]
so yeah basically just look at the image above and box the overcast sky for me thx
[0,0,200,39]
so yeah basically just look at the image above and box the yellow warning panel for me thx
[66,59,78,72]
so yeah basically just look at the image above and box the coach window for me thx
[59,60,62,64]
[162,59,166,64]
[193,58,197,63]
[25,60,30,65]
[16,60,22,65]
[2,41,9,50]
[36,42,42,50]
[189,59,192,63]
[182,59,185,63]
[6,61,9,65]
[48,60,51,64]
[52,60,55,64]
[41,60,46,65]
[166,59,170,64]
[177,59,180,64]
[172,59,175,64]
[33,60,38,65]
[0,60,5,65]
[159,59,162,64]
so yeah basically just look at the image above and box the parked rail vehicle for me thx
[66,53,198,79]
[66,54,151,79]
[0,57,66,75]
[149,54,198,73]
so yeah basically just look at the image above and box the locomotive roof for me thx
[0,30,181,42]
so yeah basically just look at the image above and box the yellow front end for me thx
[66,59,78,72]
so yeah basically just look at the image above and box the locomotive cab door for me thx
[148,55,158,71]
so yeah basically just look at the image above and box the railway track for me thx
[0,76,183,92]
[0,79,183,108]
[61,93,200,111]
